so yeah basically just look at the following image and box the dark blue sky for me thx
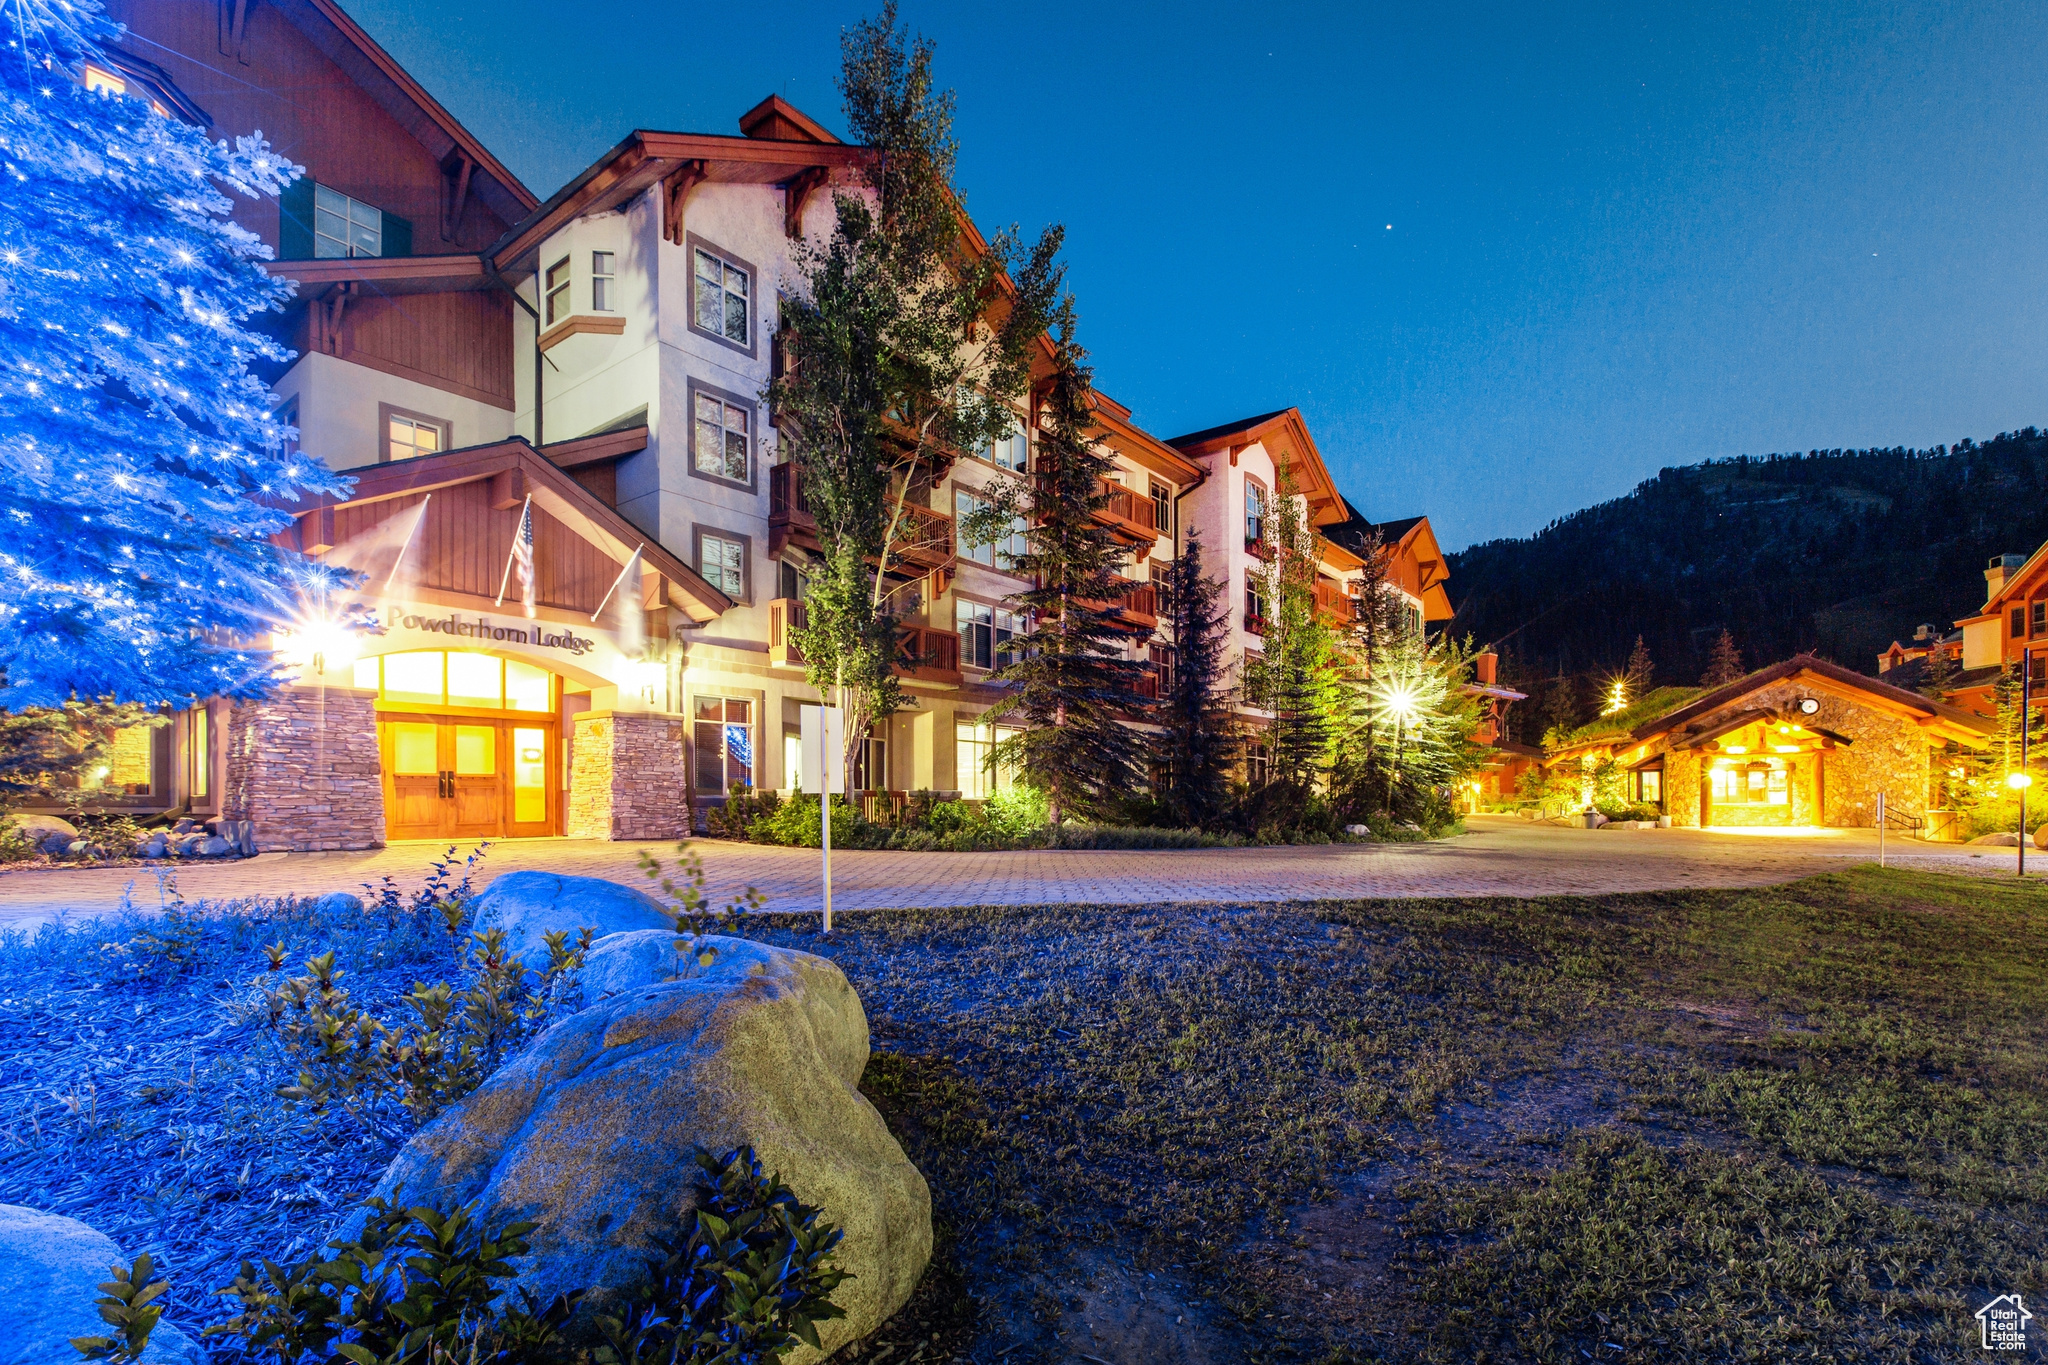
[348,0,2048,549]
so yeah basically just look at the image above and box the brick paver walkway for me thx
[0,816,2024,928]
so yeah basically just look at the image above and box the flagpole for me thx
[592,544,645,623]
[495,493,532,606]
[384,493,431,594]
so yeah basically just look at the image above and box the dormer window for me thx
[315,185,383,258]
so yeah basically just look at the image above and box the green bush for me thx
[186,1147,840,1365]
[705,785,779,840]
[745,793,885,848]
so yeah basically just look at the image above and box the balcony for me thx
[770,463,954,576]
[897,622,961,685]
[1089,477,1162,544]
[767,597,959,685]
[1315,577,1355,625]
[1075,576,1159,633]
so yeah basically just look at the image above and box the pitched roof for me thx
[1634,654,1992,745]
[1165,408,1345,527]
[283,0,536,220]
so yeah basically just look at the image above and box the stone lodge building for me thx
[1544,656,1992,830]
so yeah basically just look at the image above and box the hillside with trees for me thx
[1449,427,2048,733]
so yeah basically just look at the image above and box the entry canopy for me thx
[283,436,733,622]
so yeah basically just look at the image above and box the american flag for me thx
[511,498,536,617]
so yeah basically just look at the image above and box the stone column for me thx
[221,685,384,852]
[567,711,689,840]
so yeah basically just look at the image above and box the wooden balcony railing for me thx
[768,597,961,684]
[1132,665,1161,701]
[1089,477,1162,542]
[1315,577,1355,624]
[770,463,954,574]
[1075,576,1159,632]
[769,598,805,667]
[897,622,961,684]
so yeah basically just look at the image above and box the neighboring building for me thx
[1542,655,1991,830]
[1947,549,2048,716]
[47,17,1475,847]
[1876,623,1962,678]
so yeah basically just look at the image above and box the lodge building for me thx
[63,1,1459,849]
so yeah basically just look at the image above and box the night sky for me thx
[344,0,2048,549]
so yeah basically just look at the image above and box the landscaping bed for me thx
[0,867,2040,1362]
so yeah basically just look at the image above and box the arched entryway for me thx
[354,649,584,840]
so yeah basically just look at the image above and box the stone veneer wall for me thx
[221,685,385,852]
[1663,677,1935,828]
[567,711,689,840]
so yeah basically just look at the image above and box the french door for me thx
[381,715,556,840]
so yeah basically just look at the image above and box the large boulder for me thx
[1969,831,2021,847]
[0,1204,201,1365]
[356,936,929,1362]
[9,815,76,856]
[471,871,675,966]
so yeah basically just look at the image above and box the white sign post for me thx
[1877,790,1886,868]
[799,705,845,934]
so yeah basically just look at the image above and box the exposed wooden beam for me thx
[442,153,474,242]
[782,165,831,238]
[300,506,335,555]
[488,466,526,511]
[663,160,710,246]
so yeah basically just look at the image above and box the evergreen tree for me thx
[1701,629,1744,686]
[1920,636,1958,697]
[1156,529,1231,829]
[1625,635,1653,691]
[1245,467,1339,787]
[0,0,343,709]
[772,4,1060,777]
[1540,670,1581,740]
[988,308,1144,823]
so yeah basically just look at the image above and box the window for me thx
[1246,579,1268,628]
[1152,481,1173,539]
[700,533,746,599]
[1636,769,1662,805]
[693,390,750,483]
[1245,479,1268,545]
[2014,607,2026,638]
[957,599,1023,671]
[1709,764,1787,804]
[382,406,447,463]
[694,697,754,792]
[778,560,809,601]
[852,736,888,793]
[694,246,750,346]
[186,704,210,800]
[1246,741,1271,788]
[544,256,571,325]
[977,418,1028,472]
[315,184,383,258]
[82,63,168,116]
[1150,642,1176,695]
[2032,600,2045,638]
[591,251,616,312]
[350,653,554,711]
[956,719,1021,799]
[954,489,1028,570]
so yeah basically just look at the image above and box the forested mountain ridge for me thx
[1446,428,2048,698]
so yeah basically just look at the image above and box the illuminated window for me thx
[544,256,571,325]
[386,412,445,463]
[694,697,753,792]
[82,63,167,116]
[591,251,616,312]
[955,719,1021,799]
[355,653,553,711]
[693,247,749,345]
[315,184,383,258]
[186,705,210,800]
[1637,769,1662,804]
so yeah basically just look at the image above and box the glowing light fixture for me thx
[2008,772,2034,790]
[276,610,359,677]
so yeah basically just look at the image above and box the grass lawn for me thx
[1,865,2041,1363]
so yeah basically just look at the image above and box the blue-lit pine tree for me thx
[0,0,342,734]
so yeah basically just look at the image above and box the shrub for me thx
[706,784,780,841]
[744,793,883,849]
[71,1253,170,1364]
[183,1147,840,1365]
[634,844,766,974]
[261,923,588,1142]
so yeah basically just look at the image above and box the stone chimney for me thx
[1986,553,2027,600]
[1475,651,1498,686]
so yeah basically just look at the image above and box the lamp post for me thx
[2015,643,2035,877]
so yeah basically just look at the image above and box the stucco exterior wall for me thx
[274,351,517,473]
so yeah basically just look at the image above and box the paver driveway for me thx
[0,815,2023,928]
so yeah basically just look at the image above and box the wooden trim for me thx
[267,254,492,289]
[782,165,832,238]
[545,425,649,469]
[335,347,516,412]
[537,313,627,353]
[663,159,710,245]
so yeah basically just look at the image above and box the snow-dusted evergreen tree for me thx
[0,0,342,712]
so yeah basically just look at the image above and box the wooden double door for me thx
[381,714,557,840]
